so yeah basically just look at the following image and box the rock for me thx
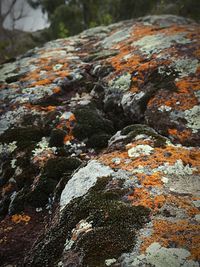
[0,15,199,267]
[49,129,66,147]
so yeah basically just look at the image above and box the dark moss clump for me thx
[43,180,148,265]
[49,129,66,147]
[86,133,111,149]
[68,181,149,266]
[26,157,82,207]
[72,105,114,149]
[26,176,57,207]
[43,157,82,180]
[121,124,167,147]
[0,126,47,149]
[24,176,150,266]
[8,189,28,214]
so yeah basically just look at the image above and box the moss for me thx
[0,126,48,149]
[27,176,57,207]
[72,105,114,141]
[121,124,167,147]
[43,157,82,180]
[8,189,28,214]
[65,178,150,267]
[25,176,150,266]
[49,129,66,147]
[86,133,111,149]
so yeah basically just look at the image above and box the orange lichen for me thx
[140,219,200,260]
[168,128,192,143]
[11,214,31,224]
[57,113,76,143]
[138,172,163,188]
[128,188,166,210]
[147,90,198,111]
[31,78,54,87]
[53,87,61,94]
[100,143,200,174]
[176,78,200,93]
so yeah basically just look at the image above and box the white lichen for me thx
[60,160,113,211]
[105,258,117,266]
[160,159,197,176]
[132,33,191,57]
[158,105,172,112]
[64,219,93,251]
[184,105,200,133]
[0,107,28,135]
[21,85,55,102]
[60,111,73,120]
[131,242,199,267]
[102,27,131,48]
[109,73,132,91]
[192,200,200,208]
[11,159,17,169]
[171,58,199,78]
[32,137,57,157]
[128,145,154,158]
[53,64,63,71]
[0,141,17,155]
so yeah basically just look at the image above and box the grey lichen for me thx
[172,57,199,78]
[108,72,132,91]
[60,160,114,210]
[132,33,191,57]
[131,242,199,267]
[184,105,200,133]
[102,27,132,48]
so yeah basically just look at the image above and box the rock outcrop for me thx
[0,15,199,267]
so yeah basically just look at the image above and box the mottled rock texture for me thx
[0,15,199,267]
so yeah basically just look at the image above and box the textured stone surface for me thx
[0,15,199,267]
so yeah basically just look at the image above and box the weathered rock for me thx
[0,15,199,267]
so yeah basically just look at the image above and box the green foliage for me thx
[58,22,69,38]
[29,0,200,40]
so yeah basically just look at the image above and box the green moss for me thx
[26,176,57,207]
[86,133,111,148]
[62,178,150,266]
[49,128,66,147]
[0,126,48,149]
[121,124,167,147]
[24,175,150,266]
[72,105,114,145]
[43,157,82,180]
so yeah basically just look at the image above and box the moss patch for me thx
[25,176,150,266]
[49,129,66,147]
[72,105,114,148]
[121,124,167,147]
[43,157,82,180]
[0,126,48,149]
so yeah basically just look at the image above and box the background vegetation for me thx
[0,0,200,63]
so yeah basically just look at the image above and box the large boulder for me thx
[0,15,199,267]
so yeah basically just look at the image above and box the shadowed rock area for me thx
[0,15,199,267]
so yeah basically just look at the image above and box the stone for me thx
[0,15,200,267]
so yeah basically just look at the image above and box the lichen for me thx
[108,72,132,91]
[0,141,17,155]
[102,27,131,48]
[60,160,114,210]
[172,58,199,78]
[128,144,154,158]
[184,105,200,133]
[131,242,199,267]
[132,33,191,57]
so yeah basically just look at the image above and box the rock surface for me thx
[0,15,199,267]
